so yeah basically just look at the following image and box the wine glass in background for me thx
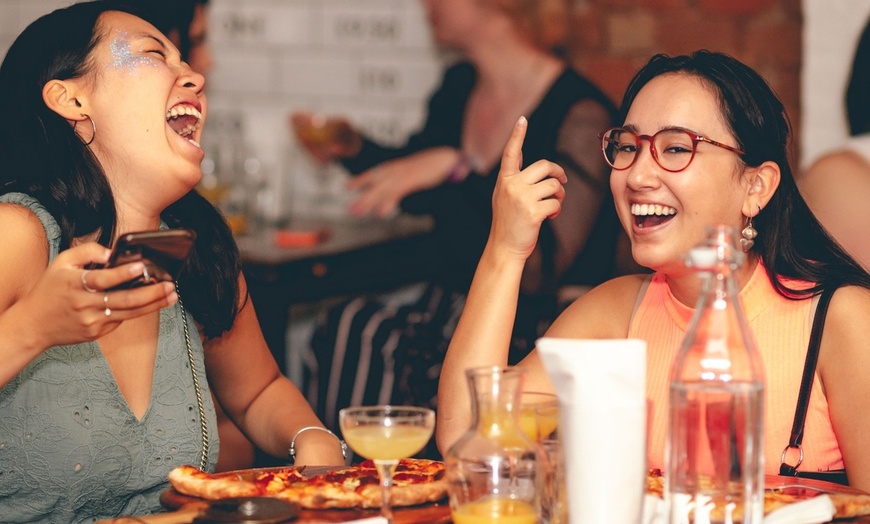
[290,113,359,210]
[338,405,435,524]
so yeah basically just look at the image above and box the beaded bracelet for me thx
[288,426,348,462]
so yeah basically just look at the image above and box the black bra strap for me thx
[779,287,836,476]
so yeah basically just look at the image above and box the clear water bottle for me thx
[666,225,765,524]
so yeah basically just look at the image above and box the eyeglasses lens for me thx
[602,129,696,172]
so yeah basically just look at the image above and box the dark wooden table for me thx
[238,213,437,375]
[97,468,870,524]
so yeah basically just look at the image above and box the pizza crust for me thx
[168,465,261,500]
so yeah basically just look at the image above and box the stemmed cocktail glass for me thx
[339,405,435,523]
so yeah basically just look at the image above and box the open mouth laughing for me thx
[632,203,676,228]
[166,103,203,147]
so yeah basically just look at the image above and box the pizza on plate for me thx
[168,458,447,510]
[646,468,870,520]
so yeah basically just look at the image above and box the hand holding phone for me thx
[107,228,196,290]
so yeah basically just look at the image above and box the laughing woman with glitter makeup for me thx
[0,2,344,521]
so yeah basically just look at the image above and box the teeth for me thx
[166,104,203,137]
[631,203,676,216]
[166,105,203,120]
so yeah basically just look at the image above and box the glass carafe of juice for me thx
[445,366,538,524]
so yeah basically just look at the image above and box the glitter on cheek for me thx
[109,32,160,72]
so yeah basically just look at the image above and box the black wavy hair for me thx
[0,0,241,338]
[618,50,870,297]
[846,17,870,137]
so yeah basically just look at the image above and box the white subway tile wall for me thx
[0,0,445,218]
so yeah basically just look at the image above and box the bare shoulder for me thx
[0,203,50,306]
[547,274,649,338]
[826,285,870,325]
[0,203,49,255]
[800,150,870,193]
[818,285,870,373]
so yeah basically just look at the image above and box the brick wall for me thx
[0,0,822,212]
[569,0,803,162]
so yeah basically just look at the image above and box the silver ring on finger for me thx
[103,293,111,317]
[81,270,98,293]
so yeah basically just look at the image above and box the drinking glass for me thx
[520,391,565,524]
[519,391,559,442]
[339,405,435,523]
[290,113,356,207]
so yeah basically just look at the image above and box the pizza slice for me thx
[168,465,306,500]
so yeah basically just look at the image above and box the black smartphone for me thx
[107,228,196,289]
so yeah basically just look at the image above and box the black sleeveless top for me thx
[343,62,620,296]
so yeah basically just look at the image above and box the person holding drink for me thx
[436,50,870,494]
[292,0,630,440]
[0,2,343,521]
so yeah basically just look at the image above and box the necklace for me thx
[176,283,209,471]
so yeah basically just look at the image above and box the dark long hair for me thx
[846,17,870,136]
[618,50,870,297]
[0,0,241,338]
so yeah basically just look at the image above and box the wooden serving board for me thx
[159,488,451,523]
[155,465,451,524]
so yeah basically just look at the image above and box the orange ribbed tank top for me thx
[630,261,843,475]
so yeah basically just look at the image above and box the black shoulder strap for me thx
[779,287,836,476]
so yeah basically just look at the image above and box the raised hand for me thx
[488,116,567,262]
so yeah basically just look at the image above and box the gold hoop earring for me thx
[73,113,96,146]
[740,205,761,252]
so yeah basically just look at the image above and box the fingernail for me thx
[517,116,527,127]
[167,291,178,304]
[129,262,145,275]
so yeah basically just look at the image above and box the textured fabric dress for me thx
[304,62,622,447]
[0,193,219,523]
[633,261,843,475]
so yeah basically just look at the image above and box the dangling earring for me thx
[740,205,760,252]
[73,113,96,146]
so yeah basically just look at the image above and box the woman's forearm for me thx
[436,243,525,454]
[239,376,345,466]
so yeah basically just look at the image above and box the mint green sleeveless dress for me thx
[0,193,219,523]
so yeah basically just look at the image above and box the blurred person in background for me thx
[129,0,213,77]
[798,15,870,271]
[292,0,635,451]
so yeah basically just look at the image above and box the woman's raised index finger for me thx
[500,116,527,175]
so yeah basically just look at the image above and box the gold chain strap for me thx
[176,283,209,471]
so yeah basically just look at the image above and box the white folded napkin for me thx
[763,495,835,524]
[641,494,836,524]
[536,338,648,524]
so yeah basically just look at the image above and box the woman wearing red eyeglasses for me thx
[436,51,870,493]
